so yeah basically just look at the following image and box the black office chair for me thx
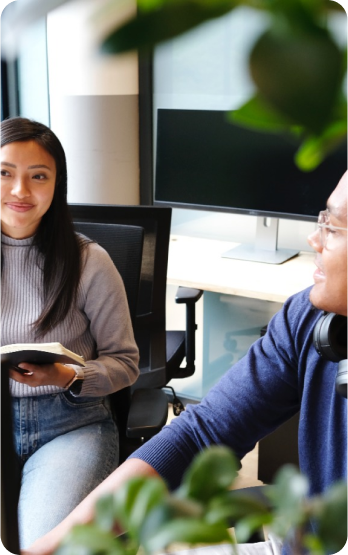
[0,355,19,555]
[70,204,203,461]
[74,222,144,323]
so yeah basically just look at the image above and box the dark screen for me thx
[155,109,347,221]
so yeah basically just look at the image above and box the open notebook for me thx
[0,355,19,555]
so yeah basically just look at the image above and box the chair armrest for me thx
[175,287,203,376]
[126,388,169,439]
[175,287,203,305]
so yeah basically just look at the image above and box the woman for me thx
[0,117,140,548]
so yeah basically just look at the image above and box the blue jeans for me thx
[11,391,119,549]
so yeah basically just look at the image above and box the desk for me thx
[166,235,316,400]
[167,235,315,303]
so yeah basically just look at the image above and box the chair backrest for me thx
[70,205,172,389]
[0,355,19,555]
[73,222,144,322]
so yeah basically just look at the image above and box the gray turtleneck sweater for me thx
[1,233,140,398]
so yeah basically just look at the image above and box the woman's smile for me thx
[5,202,35,212]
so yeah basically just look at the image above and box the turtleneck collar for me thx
[1,232,34,247]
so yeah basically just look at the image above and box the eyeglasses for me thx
[317,209,347,248]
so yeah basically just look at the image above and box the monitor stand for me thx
[222,217,299,265]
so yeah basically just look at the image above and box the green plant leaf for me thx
[125,478,168,537]
[295,118,347,171]
[205,489,271,525]
[139,495,204,547]
[100,0,236,54]
[234,513,273,543]
[55,524,125,555]
[143,517,233,553]
[177,446,240,504]
[137,0,168,12]
[269,465,309,508]
[111,476,168,535]
[314,480,348,554]
[303,533,325,555]
[228,95,295,133]
[138,500,174,546]
[295,140,325,171]
[249,24,344,134]
[111,476,148,524]
[95,494,118,533]
[266,465,309,538]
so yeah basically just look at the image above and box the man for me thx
[25,173,347,555]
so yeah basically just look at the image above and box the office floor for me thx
[167,404,263,489]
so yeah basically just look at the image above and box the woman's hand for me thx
[9,362,75,388]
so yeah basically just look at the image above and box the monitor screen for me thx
[154,109,347,222]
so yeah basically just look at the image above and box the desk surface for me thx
[167,235,316,303]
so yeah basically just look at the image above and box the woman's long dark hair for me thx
[1,117,84,336]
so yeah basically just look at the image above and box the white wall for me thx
[46,0,140,205]
[17,17,50,124]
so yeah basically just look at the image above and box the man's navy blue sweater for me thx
[131,287,347,501]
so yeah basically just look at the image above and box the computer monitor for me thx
[0,355,19,555]
[154,108,347,263]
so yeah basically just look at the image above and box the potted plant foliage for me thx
[54,447,347,555]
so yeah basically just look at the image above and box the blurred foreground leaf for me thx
[101,0,236,54]
[143,517,233,554]
[295,118,347,171]
[177,446,240,504]
[53,448,348,555]
[314,480,347,554]
[266,465,309,538]
[249,25,344,134]
[229,95,296,134]
[55,524,127,555]
[111,475,168,538]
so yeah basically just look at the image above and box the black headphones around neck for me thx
[313,312,347,398]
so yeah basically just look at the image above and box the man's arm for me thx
[24,290,308,555]
[23,459,160,555]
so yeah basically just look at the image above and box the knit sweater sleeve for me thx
[129,288,313,490]
[75,241,139,397]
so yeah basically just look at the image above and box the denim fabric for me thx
[12,392,119,549]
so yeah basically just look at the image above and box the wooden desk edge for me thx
[167,236,315,303]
